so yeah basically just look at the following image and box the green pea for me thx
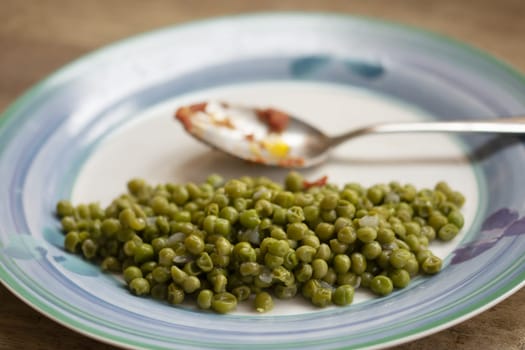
[239,262,261,276]
[367,186,384,205]
[350,253,367,274]
[267,239,289,257]
[311,287,332,307]
[287,222,308,241]
[129,277,150,296]
[270,227,287,241]
[303,205,320,223]
[134,243,154,264]
[332,284,354,306]
[119,208,145,231]
[274,284,298,299]
[254,291,274,313]
[140,261,158,274]
[320,193,338,210]
[185,234,205,255]
[294,192,314,207]
[64,231,81,253]
[274,191,295,208]
[296,245,317,263]
[428,212,448,231]
[60,216,77,232]
[196,252,214,272]
[255,199,274,217]
[170,265,188,285]
[340,188,360,204]
[404,221,421,236]
[264,253,284,269]
[315,222,335,241]
[301,278,320,299]
[438,223,459,241]
[233,197,249,212]
[239,209,261,229]
[101,256,121,272]
[356,227,377,243]
[123,266,143,283]
[302,234,320,249]
[389,269,411,288]
[336,200,356,219]
[232,285,251,301]
[362,241,382,260]
[337,226,356,244]
[202,215,217,234]
[320,209,337,223]
[376,228,395,244]
[149,196,169,215]
[211,292,237,313]
[219,206,239,224]
[422,255,442,274]
[215,237,233,256]
[211,273,228,293]
[311,258,329,279]
[182,275,201,293]
[152,266,171,283]
[284,171,304,192]
[272,206,288,225]
[234,242,257,262]
[329,239,348,255]
[167,283,185,304]
[283,250,299,270]
[322,267,337,285]
[370,275,393,296]
[224,179,247,199]
[56,200,74,217]
[286,206,305,223]
[173,210,191,223]
[333,254,351,274]
[404,257,420,276]
[128,178,147,195]
[295,263,313,282]
[447,210,464,229]
[75,204,91,219]
[153,216,170,235]
[158,247,175,267]
[416,225,433,242]
[205,173,224,188]
[336,271,359,286]
[389,248,411,269]
[81,239,98,259]
[151,283,168,300]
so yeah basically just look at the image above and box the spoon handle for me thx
[330,116,525,147]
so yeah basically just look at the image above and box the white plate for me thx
[1,13,525,349]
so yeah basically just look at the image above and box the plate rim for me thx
[1,11,525,350]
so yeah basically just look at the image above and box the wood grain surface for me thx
[1,1,524,349]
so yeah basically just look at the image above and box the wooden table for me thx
[1,1,524,349]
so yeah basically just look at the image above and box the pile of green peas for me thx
[56,172,465,313]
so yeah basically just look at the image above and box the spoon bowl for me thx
[175,101,525,168]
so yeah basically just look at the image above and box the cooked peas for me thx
[211,292,237,313]
[311,287,332,307]
[254,291,274,313]
[123,266,142,283]
[56,173,465,313]
[197,289,214,309]
[332,284,354,306]
[370,275,393,296]
[438,223,459,241]
[129,277,150,296]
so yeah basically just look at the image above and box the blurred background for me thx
[1,0,524,349]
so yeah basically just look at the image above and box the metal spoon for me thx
[174,101,525,168]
